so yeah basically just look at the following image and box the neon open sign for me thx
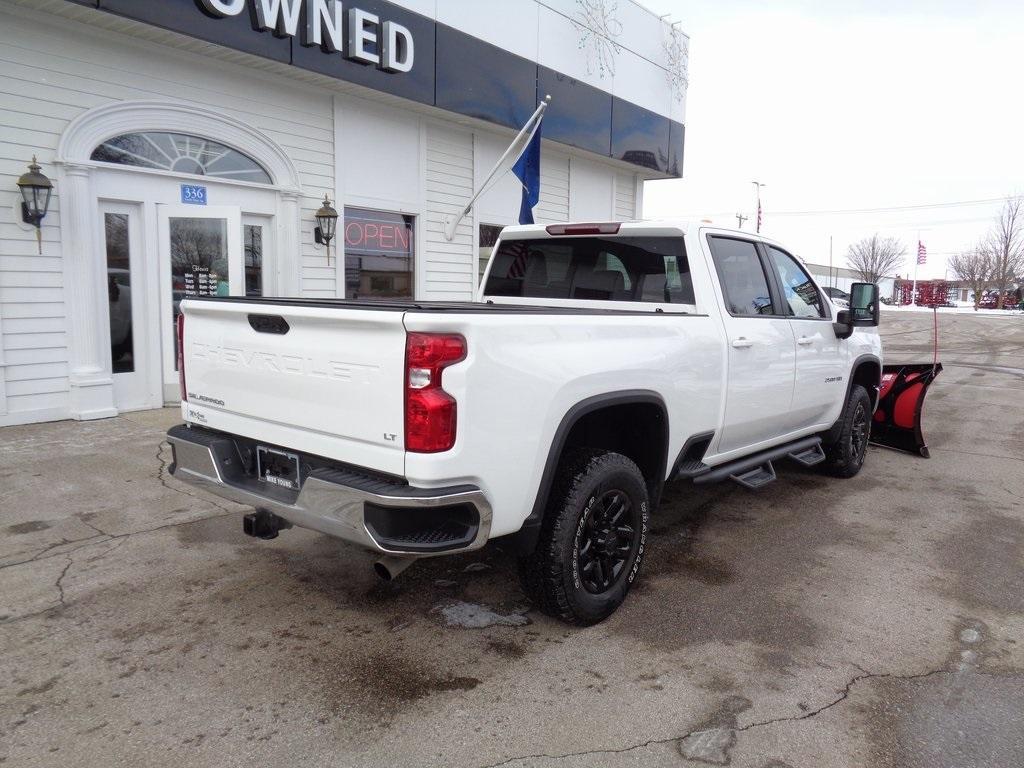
[198,0,414,73]
[344,209,414,256]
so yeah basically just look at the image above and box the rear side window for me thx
[484,236,694,305]
[707,236,774,316]
[768,247,827,318]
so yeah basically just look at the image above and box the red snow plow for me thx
[870,363,942,458]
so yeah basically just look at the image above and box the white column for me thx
[278,190,301,297]
[61,162,117,420]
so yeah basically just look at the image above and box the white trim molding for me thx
[57,100,302,192]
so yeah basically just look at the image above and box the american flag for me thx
[756,201,762,232]
[508,245,529,279]
[917,241,927,265]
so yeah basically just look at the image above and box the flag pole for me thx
[443,95,551,242]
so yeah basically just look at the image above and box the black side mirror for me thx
[833,283,879,339]
[849,282,880,325]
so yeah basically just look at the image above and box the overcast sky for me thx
[639,0,1024,279]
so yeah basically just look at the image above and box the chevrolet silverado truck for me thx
[167,221,884,625]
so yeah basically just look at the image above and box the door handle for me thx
[797,336,814,346]
[731,337,754,348]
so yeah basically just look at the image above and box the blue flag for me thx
[512,118,542,225]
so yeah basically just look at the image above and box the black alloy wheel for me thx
[820,383,872,478]
[850,401,869,466]
[575,489,637,594]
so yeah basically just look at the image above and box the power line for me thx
[769,197,1006,216]
[681,195,1007,219]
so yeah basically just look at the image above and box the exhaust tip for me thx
[373,556,415,581]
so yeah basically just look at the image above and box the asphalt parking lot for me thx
[2,311,1022,768]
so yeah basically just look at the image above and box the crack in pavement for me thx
[54,555,73,608]
[0,510,235,584]
[0,515,228,627]
[0,533,109,571]
[477,668,951,768]
[0,444,240,626]
[153,441,238,515]
[1,428,247,628]
[1,443,240,573]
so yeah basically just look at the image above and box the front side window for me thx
[707,236,774,316]
[484,236,693,305]
[91,132,272,184]
[343,208,414,300]
[768,247,826,318]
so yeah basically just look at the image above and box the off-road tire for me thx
[820,384,871,478]
[517,449,649,625]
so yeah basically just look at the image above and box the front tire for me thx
[821,384,872,478]
[517,450,649,625]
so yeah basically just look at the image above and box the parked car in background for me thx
[823,286,850,308]
[978,290,1019,309]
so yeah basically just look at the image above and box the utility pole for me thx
[751,181,766,232]
[735,213,748,229]
[829,235,834,289]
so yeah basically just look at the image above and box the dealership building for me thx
[0,0,686,427]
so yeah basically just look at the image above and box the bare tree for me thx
[846,234,906,284]
[169,220,226,271]
[948,247,993,309]
[980,196,1024,309]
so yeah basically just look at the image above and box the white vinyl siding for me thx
[423,125,475,301]
[0,5,333,423]
[534,151,570,224]
[615,173,637,220]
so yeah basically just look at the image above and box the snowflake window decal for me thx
[573,0,623,79]
[91,132,272,184]
[663,23,690,100]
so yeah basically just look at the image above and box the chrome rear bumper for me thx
[166,425,491,556]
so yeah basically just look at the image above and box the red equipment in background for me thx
[893,279,957,307]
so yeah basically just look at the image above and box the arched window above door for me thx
[91,131,272,184]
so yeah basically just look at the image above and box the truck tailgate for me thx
[180,299,407,476]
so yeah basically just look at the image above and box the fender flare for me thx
[824,354,882,444]
[510,390,669,552]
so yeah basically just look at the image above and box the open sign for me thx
[344,209,414,256]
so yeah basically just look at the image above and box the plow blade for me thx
[869,363,942,458]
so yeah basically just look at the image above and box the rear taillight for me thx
[404,332,466,453]
[176,313,187,402]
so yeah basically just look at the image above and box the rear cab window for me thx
[706,236,775,316]
[483,236,694,307]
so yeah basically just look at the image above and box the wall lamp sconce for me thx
[314,194,339,265]
[17,156,53,255]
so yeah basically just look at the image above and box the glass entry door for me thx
[100,201,161,411]
[158,204,242,401]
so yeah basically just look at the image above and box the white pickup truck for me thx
[167,221,883,624]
